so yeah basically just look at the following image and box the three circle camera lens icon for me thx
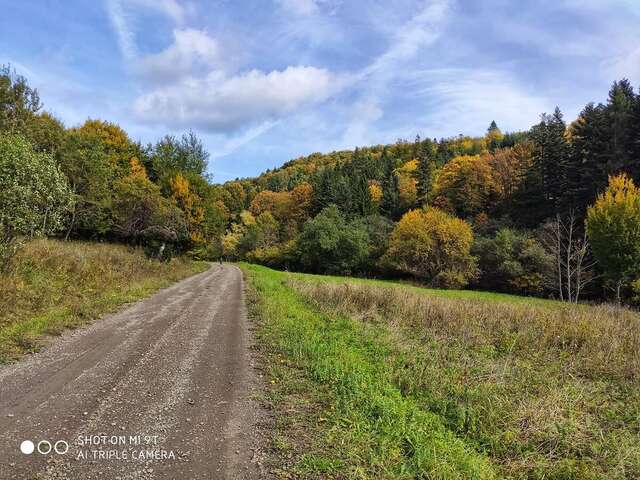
[20,439,69,456]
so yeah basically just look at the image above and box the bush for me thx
[473,228,553,295]
[297,205,370,275]
[383,207,477,288]
[246,240,298,270]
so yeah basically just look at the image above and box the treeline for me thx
[3,64,640,302]
[220,80,640,303]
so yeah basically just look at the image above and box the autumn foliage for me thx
[383,207,477,288]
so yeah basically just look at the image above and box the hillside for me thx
[218,80,640,305]
[243,263,640,479]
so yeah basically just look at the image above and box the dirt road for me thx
[0,264,263,480]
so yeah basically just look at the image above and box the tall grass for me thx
[0,239,208,362]
[295,279,640,479]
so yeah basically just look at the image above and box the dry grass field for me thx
[244,264,640,479]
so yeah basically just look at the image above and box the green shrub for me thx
[0,135,73,269]
[473,228,553,295]
[297,205,370,275]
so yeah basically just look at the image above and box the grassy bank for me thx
[0,239,208,362]
[242,264,640,479]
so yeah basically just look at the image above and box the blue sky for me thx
[2,0,639,182]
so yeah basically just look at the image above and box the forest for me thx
[2,64,640,303]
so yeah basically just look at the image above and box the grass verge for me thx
[0,239,208,362]
[242,263,640,479]
[242,263,496,479]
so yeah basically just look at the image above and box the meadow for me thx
[0,239,208,362]
[242,264,640,479]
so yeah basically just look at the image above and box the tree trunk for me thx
[65,205,76,241]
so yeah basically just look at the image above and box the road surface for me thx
[0,264,263,480]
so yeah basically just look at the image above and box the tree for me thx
[380,148,400,219]
[431,154,497,218]
[473,228,553,295]
[112,158,188,259]
[0,65,41,134]
[606,79,635,176]
[360,214,394,267]
[368,180,383,209]
[486,120,504,152]
[383,207,477,288]
[0,135,73,268]
[74,119,140,177]
[221,182,247,218]
[415,138,436,205]
[530,108,569,214]
[24,112,66,154]
[169,173,205,246]
[297,205,370,275]
[488,142,534,216]
[149,132,209,186]
[56,128,116,238]
[539,212,596,302]
[586,174,640,302]
[564,103,609,214]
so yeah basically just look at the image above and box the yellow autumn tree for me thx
[368,180,383,207]
[431,154,498,217]
[396,160,418,209]
[74,119,138,176]
[170,173,205,245]
[383,207,477,288]
[586,173,640,301]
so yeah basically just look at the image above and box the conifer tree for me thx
[606,79,636,176]
[380,148,400,219]
[415,139,435,205]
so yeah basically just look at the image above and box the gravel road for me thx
[0,264,264,480]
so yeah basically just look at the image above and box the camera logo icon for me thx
[20,440,69,455]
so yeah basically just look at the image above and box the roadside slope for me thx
[0,239,208,362]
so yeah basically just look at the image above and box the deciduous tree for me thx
[383,207,477,288]
[0,135,73,268]
[586,174,640,302]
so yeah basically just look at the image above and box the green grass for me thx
[242,263,640,480]
[0,239,209,362]
[243,263,496,479]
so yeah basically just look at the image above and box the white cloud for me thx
[134,66,342,131]
[134,0,185,23]
[135,28,220,84]
[209,121,278,160]
[340,99,384,147]
[106,0,137,60]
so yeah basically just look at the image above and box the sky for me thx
[1,1,639,182]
